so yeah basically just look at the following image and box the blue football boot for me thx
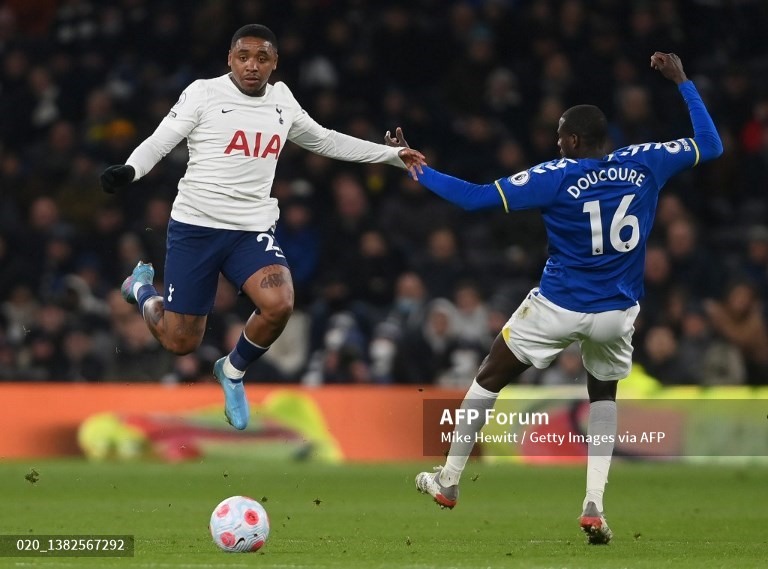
[121,261,155,304]
[213,357,249,430]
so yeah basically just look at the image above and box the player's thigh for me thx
[502,289,581,369]
[164,219,225,316]
[580,304,640,381]
[241,264,294,316]
[221,228,293,309]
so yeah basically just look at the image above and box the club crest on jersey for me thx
[663,141,681,153]
[224,131,282,159]
[508,170,530,186]
[276,105,283,124]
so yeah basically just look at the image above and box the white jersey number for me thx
[583,195,640,255]
[257,232,286,258]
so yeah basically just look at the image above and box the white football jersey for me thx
[126,74,404,231]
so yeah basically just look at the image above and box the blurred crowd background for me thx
[2,0,768,386]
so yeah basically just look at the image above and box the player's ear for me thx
[273,53,278,71]
[227,49,232,67]
[570,133,580,149]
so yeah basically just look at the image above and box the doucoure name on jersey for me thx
[224,130,282,159]
[565,139,691,197]
[566,167,646,198]
[511,158,647,198]
[508,139,691,198]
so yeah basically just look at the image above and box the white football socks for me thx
[583,400,617,513]
[439,379,499,487]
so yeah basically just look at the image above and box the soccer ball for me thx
[209,496,270,552]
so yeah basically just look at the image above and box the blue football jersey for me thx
[494,138,702,312]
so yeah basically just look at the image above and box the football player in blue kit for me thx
[390,52,722,544]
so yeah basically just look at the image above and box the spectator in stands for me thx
[705,281,768,385]
[303,312,371,385]
[384,272,429,338]
[348,229,405,321]
[638,325,688,385]
[639,245,672,331]
[412,227,466,300]
[538,343,587,386]
[677,303,746,385]
[378,174,459,258]
[452,281,491,347]
[392,298,460,384]
[665,217,724,301]
[61,324,108,381]
[274,198,321,305]
[739,225,768,303]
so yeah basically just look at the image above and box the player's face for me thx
[227,37,278,96]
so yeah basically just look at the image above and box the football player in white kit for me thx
[100,24,426,430]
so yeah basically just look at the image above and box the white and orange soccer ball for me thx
[209,496,270,552]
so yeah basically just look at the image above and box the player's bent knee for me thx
[163,335,202,356]
[261,297,293,327]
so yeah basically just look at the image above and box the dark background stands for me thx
[2,0,768,386]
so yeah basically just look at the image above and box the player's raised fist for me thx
[100,164,136,194]
[650,52,687,85]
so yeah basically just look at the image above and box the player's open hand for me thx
[385,126,411,149]
[385,127,426,180]
[650,52,687,85]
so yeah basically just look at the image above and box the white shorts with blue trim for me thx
[501,288,640,381]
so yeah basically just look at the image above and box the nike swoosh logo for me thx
[221,109,235,113]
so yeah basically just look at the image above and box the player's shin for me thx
[222,330,269,379]
[584,400,617,512]
[441,379,499,486]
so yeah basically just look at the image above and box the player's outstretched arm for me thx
[288,112,426,179]
[384,127,504,211]
[650,52,723,162]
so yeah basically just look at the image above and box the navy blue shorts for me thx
[163,218,290,315]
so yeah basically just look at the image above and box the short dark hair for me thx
[230,24,278,50]
[561,105,608,149]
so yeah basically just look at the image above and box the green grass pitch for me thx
[1,459,766,568]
